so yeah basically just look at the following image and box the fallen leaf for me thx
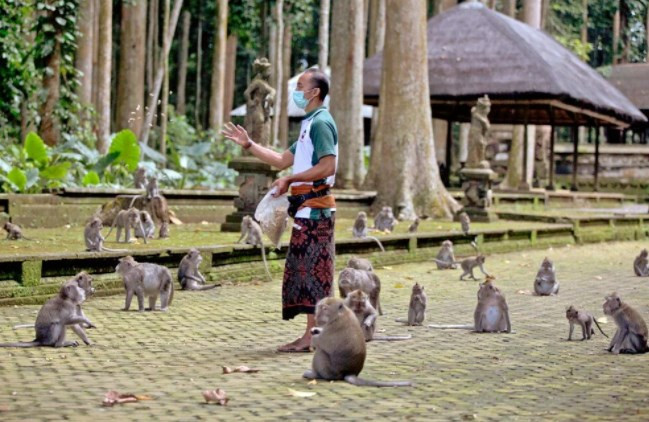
[201,221,209,225]
[382,266,393,270]
[222,365,260,374]
[393,282,405,288]
[594,276,603,280]
[288,388,316,398]
[517,290,532,295]
[102,391,152,407]
[307,379,317,385]
[596,317,608,324]
[203,389,228,405]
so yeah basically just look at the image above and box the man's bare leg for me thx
[277,314,315,352]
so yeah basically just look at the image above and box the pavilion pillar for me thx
[546,106,556,191]
[443,119,453,186]
[594,125,600,192]
[570,125,579,192]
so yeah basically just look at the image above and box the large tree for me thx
[96,0,112,153]
[75,0,94,107]
[208,0,228,131]
[330,0,365,188]
[176,11,191,115]
[373,0,458,219]
[317,0,330,69]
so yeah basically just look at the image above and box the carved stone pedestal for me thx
[221,156,279,232]
[457,168,498,222]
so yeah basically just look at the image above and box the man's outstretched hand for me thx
[221,122,251,148]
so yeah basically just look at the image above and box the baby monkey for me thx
[3,222,31,240]
[344,289,410,342]
[565,305,608,341]
[352,211,385,252]
[238,215,272,282]
[178,248,221,291]
[633,249,649,277]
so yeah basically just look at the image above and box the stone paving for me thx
[2,241,649,421]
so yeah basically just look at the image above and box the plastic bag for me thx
[254,187,289,249]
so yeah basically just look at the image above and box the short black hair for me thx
[305,68,329,101]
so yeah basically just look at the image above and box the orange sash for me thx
[290,184,336,210]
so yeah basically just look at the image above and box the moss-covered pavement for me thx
[1,240,649,420]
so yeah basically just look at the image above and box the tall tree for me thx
[116,0,147,135]
[318,0,330,69]
[330,0,365,188]
[222,34,237,124]
[374,0,458,218]
[37,7,62,146]
[176,11,191,115]
[159,0,170,155]
[646,5,649,62]
[195,19,203,129]
[278,21,291,149]
[146,0,158,92]
[613,1,620,63]
[96,0,112,153]
[271,0,284,146]
[209,0,228,131]
[75,0,94,106]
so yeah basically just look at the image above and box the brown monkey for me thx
[105,208,148,244]
[178,248,221,290]
[433,240,457,270]
[344,290,410,342]
[116,256,174,312]
[459,255,489,281]
[303,297,412,387]
[459,212,470,235]
[338,268,382,315]
[135,210,156,239]
[146,176,160,199]
[347,257,373,272]
[534,257,559,295]
[603,293,649,354]
[0,283,94,347]
[633,249,649,277]
[474,280,511,333]
[352,211,385,252]
[373,206,397,232]
[566,306,608,341]
[238,215,272,282]
[134,167,146,189]
[407,283,427,326]
[408,218,420,233]
[84,217,127,252]
[3,222,31,240]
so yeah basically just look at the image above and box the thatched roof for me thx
[605,64,649,113]
[363,2,646,127]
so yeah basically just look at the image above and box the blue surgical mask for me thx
[292,89,310,109]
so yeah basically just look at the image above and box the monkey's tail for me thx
[12,324,34,330]
[168,282,175,305]
[593,319,609,338]
[373,334,412,341]
[100,247,128,253]
[344,375,412,387]
[366,236,385,252]
[427,324,474,330]
[128,195,141,209]
[195,284,221,291]
[0,340,39,347]
[260,245,273,282]
[137,220,148,244]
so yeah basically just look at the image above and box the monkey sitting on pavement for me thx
[373,206,397,233]
[116,256,174,312]
[303,297,412,387]
[534,257,559,296]
[338,268,382,315]
[178,248,221,291]
[238,215,272,282]
[344,289,410,342]
[603,293,649,354]
[3,221,31,240]
[474,278,511,333]
[0,282,95,348]
[407,283,427,326]
[352,211,385,252]
[433,240,457,270]
[633,249,649,277]
[566,306,608,341]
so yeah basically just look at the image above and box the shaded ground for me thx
[0,218,558,257]
[2,241,649,420]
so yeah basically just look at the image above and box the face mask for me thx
[292,89,312,109]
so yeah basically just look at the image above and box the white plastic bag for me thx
[254,187,289,249]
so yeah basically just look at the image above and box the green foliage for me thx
[108,130,141,172]
[6,168,27,191]
[82,171,100,186]
[24,133,48,164]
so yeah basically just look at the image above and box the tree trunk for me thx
[504,0,516,18]
[146,0,157,92]
[523,0,542,29]
[318,0,330,69]
[278,22,291,149]
[159,0,170,155]
[176,11,190,115]
[374,0,458,219]
[363,0,385,189]
[540,0,550,29]
[436,0,457,14]
[581,0,588,44]
[140,0,184,146]
[209,0,228,131]
[92,0,100,110]
[330,0,365,189]
[39,33,61,146]
[222,34,237,124]
[500,125,523,190]
[646,5,649,63]
[96,0,112,153]
[195,19,203,129]
[116,0,147,135]
[75,0,94,106]
[271,0,284,147]
[613,4,620,64]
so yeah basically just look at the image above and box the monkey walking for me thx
[238,216,273,282]
[534,257,560,296]
[303,297,412,387]
[0,283,95,348]
[603,293,649,354]
[344,290,411,342]
[3,222,32,240]
[178,248,221,291]
[458,242,489,281]
[346,257,373,272]
[352,211,385,252]
[116,256,174,311]
[84,218,127,252]
[566,306,608,341]
[373,206,397,233]
[105,208,148,244]
[338,268,383,315]
[633,249,649,277]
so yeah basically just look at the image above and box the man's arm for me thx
[221,122,294,170]
[271,155,336,196]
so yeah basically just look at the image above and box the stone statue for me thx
[244,58,275,147]
[465,95,491,169]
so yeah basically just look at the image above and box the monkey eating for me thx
[534,257,560,296]
[633,249,649,277]
[433,240,458,270]
[407,283,427,326]
[474,279,511,333]
[105,208,148,244]
[344,289,410,342]
[3,221,31,240]
[116,256,174,312]
[373,206,397,233]
[303,297,412,387]
[134,210,156,239]
[603,293,649,354]
[346,257,373,272]
[238,215,273,282]
[338,267,382,315]
[566,305,608,341]
[178,248,221,291]
[352,211,385,252]
[84,217,127,252]
[0,283,95,348]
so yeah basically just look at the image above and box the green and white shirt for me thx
[287,106,338,219]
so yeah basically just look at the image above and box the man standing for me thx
[222,68,338,352]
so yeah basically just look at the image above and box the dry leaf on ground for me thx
[517,290,533,295]
[288,388,316,398]
[202,389,228,405]
[382,266,393,270]
[102,391,152,407]
[222,365,260,374]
